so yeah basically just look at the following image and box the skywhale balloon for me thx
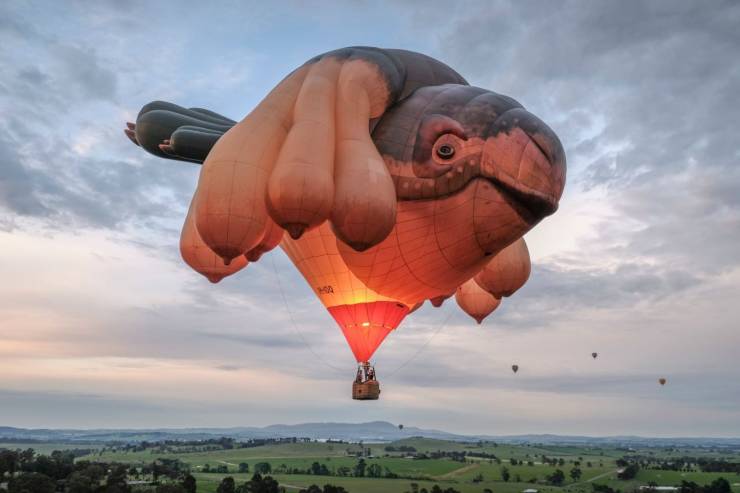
[125,47,566,399]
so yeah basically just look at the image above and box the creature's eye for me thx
[436,144,455,160]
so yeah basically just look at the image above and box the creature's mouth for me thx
[487,175,558,225]
[393,170,559,226]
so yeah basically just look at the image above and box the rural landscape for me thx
[2,423,740,493]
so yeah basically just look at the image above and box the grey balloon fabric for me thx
[130,101,234,163]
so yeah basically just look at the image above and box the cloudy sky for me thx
[1,0,739,437]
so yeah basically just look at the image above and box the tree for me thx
[8,472,56,493]
[706,478,731,493]
[254,462,272,474]
[66,471,97,493]
[571,467,583,482]
[501,466,511,482]
[19,449,34,465]
[240,473,280,493]
[0,450,19,477]
[239,462,250,473]
[548,469,566,485]
[217,476,236,493]
[310,462,330,475]
[322,485,349,493]
[106,464,130,492]
[366,463,382,478]
[353,458,366,477]
[182,474,197,493]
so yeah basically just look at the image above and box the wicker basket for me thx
[352,380,381,400]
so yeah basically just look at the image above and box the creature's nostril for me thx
[437,144,455,159]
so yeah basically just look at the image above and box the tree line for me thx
[0,447,196,493]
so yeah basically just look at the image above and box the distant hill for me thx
[2,422,740,447]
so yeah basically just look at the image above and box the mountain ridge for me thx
[2,422,739,447]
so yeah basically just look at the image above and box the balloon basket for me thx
[352,380,381,400]
[352,363,381,400]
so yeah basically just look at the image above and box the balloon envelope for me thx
[281,223,410,362]
[512,364,519,373]
[659,378,667,385]
[592,352,598,359]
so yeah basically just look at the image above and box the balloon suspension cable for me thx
[270,254,349,375]
[383,305,456,379]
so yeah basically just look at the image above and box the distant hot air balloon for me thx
[475,238,531,298]
[398,424,404,430]
[455,279,501,324]
[592,352,598,359]
[180,195,248,283]
[512,365,519,373]
[125,47,567,400]
[659,378,667,386]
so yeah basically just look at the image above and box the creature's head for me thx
[373,84,566,255]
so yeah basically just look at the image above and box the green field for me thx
[4,438,740,493]
[0,442,97,455]
[81,438,740,493]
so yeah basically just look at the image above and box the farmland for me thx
[3,437,740,493]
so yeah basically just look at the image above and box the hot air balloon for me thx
[398,424,404,430]
[659,378,667,386]
[475,238,531,298]
[592,352,598,359]
[512,364,519,373]
[282,224,410,399]
[125,46,567,399]
[455,279,501,324]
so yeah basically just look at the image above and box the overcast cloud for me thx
[1,0,739,436]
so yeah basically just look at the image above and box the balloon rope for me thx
[383,306,456,378]
[270,254,349,375]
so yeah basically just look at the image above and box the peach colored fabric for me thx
[474,237,531,298]
[281,223,405,309]
[245,217,284,262]
[455,279,501,324]
[331,59,397,251]
[194,66,309,262]
[180,195,248,283]
[336,179,518,305]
